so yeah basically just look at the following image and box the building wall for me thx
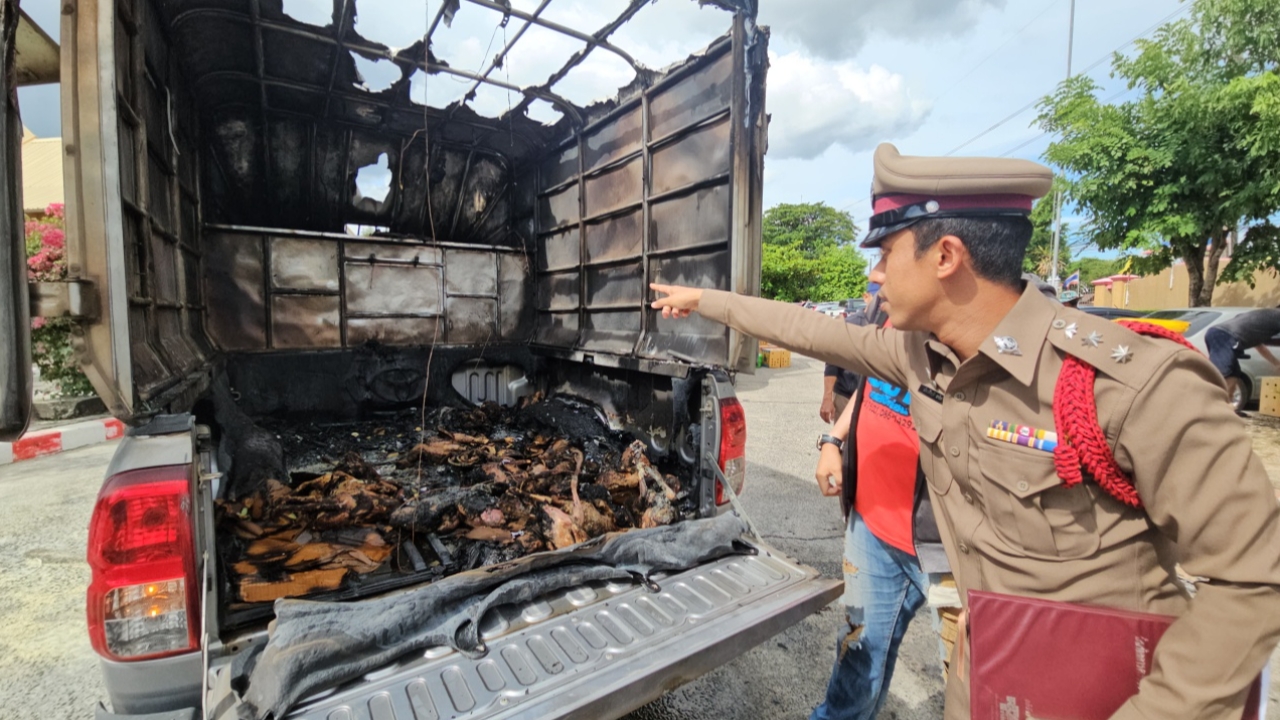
[1102,261,1280,310]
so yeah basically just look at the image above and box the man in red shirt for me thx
[811,296,956,720]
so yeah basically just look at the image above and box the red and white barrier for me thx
[0,417,125,465]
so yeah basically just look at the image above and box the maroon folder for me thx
[968,590,1262,720]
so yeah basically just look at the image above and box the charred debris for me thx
[216,396,693,610]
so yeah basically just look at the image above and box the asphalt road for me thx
[1,356,1277,719]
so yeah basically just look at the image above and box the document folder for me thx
[968,590,1262,720]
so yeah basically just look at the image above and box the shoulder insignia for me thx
[1045,310,1189,388]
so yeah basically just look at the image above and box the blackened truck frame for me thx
[43,0,766,432]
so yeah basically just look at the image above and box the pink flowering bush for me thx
[26,203,95,398]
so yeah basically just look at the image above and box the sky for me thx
[18,0,1188,256]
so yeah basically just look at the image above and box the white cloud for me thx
[765,51,930,160]
[759,0,1005,60]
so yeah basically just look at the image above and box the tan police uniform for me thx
[695,144,1280,719]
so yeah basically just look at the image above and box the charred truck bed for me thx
[216,398,698,627]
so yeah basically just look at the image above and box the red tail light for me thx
[716,397,747,505]
[87,465,199,661]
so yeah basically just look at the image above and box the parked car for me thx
[0,3,840,719]
[1078,306,1145,320]
[815,301,845,318]
[1139,308,1280,411]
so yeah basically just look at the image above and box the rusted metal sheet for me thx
[345,264,444,317]
[270,238,340,292]
[271,295,342,349]
[205,233,268,351]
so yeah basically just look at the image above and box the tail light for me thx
[716,397,747,505]
[87,465,199,661]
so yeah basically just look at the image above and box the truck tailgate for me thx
[278,545,838,720]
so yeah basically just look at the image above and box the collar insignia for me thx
[1064,322,1078,340]
[1083,331,1103,348]
[1111,345,1133,364]
[994,336,1022,356]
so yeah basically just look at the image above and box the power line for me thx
[933,0,1064,105]
[944,4,1191,156]
[997,85,1136,158]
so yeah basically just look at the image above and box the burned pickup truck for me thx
[0,0,840,717]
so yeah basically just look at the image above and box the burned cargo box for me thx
[215,397,696,613]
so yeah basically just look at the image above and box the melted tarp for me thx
[239,512,752,719]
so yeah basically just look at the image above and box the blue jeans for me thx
[810,511,928,720]
[1205,326,1242,379]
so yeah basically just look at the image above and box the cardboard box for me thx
[763,348,791,368]
[1260,377,1280,417]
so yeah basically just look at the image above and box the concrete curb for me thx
[0,417,125,465]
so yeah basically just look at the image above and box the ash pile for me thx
[216,397,693,607]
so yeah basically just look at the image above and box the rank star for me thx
[1083,331,1103,348]
[1111,345,1133,364]
[1064,322,1078,340]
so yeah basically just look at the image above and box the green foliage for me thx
[32,319,95,398]
[25,204,95,399]
[1037,0,1280,306]
[760,203,866,302]
[1066,256,1124,288]
[762,202,859,256]
[1023,185,1072,278]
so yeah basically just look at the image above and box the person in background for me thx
[1205,306,1280,412]
[820,284,878,423]
[812,289,957,720]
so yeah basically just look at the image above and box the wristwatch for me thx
[816,434,845,451]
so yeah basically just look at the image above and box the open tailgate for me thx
[211,538,838,720]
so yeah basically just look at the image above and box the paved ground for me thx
[2,357,1278,718]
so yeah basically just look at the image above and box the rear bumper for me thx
[270,546,839,720]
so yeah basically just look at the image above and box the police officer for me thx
[651,143,1280,719]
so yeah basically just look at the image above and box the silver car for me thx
[1141,308,1280,411]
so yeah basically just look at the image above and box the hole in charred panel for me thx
[351,53,402,92]
[611,1,732,69]
[409,68,467,109]
[551,51,637,108]
[281,0,334,27]
[354,152,393,212]
[526,99,564,126]
[353,2,426,50]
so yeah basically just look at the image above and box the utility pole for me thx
[1049,0,1076,291]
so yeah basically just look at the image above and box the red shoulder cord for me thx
[1051,320,1198,508]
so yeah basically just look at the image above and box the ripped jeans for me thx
[810,511,928,720]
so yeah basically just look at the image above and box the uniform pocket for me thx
[978,443,1100,560]
[911,403,951,495]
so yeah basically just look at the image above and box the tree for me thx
[760,203,867,302]
[1037,0,1280,306]
[1068,256,1124,288]
[1023,185,1072,279]
[762,202,859,256]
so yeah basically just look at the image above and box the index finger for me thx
[649,283,675,296]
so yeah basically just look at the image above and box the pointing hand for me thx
[650,284,704,319]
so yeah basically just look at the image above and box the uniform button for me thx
[1052,319,1066,329]
[954,391,966,402]
[959,542,970,554]
[964,493,974,504]
[949,446,960,457]
[1016,480,1029,492]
